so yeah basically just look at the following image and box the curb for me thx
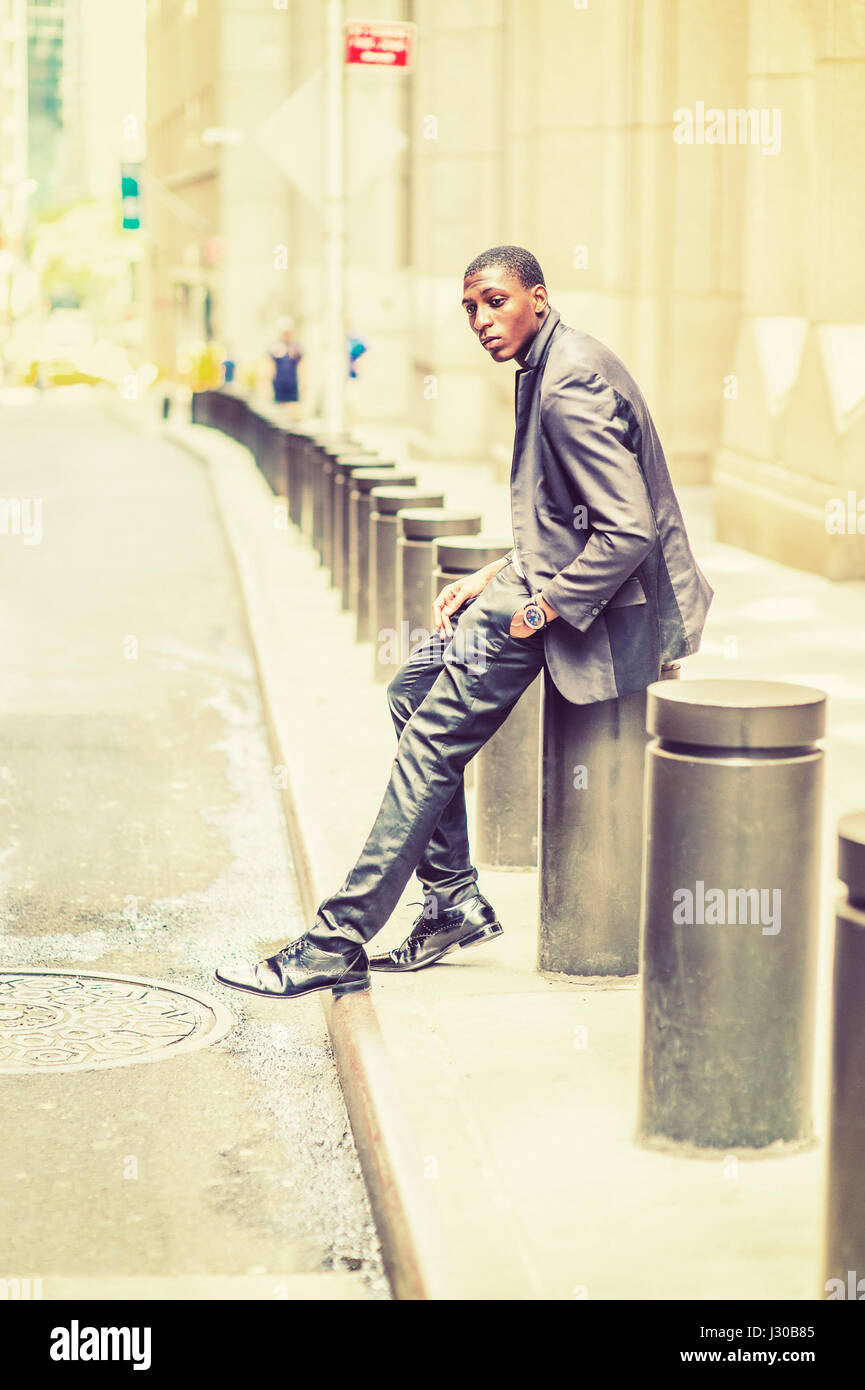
[155,409,452,1301]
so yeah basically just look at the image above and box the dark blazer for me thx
[508,306,714,705]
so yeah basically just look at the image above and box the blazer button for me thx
[591,607,599,615]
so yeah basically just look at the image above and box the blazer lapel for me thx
[511,307,562,479]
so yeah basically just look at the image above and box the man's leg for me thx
[307,563,544,954]
[385,606,480,915]
[216,564,543,999]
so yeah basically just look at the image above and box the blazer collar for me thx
[520,305,561,373]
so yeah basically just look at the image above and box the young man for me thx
[216,246,713,1000]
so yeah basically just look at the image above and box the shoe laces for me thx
[406,899,442,941]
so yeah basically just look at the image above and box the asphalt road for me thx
[0,393,386,1300]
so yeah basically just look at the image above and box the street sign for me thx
[344,20,416,69]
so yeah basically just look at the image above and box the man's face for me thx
[461,267,548,364]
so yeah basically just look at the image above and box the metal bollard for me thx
[636,678,826,1152]
[312,437,367,561]
[396,509,482,668]
[286,433,312,529]
[301,435,346,547]
[824,811,865,1294]
[370,488,446,684]
[340,464,404,611]
[317,442,374,568]
[220,389,245,443]
[256,414,282,493]
[431,538,530,859]
[270,425,294,500]
[331,454,391,592]
[539,664,681,975]
[348,469,417,636]
[291,432,354,542]
[237,398,257,455]
[287,431,329,532]
[189,391,203,425]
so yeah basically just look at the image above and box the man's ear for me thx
[533,285,548,315]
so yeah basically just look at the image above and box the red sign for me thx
[345,20,416,69]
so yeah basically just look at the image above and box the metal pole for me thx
[637,678,826,1152]
[369,489,446,684]
[824,811,865,1294]
[323,0,345,434]
[430,539,536,869]
[538,664,680,974]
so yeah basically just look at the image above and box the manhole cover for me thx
[0,970,234,1074]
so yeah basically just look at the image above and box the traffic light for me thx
[121,164,141,230]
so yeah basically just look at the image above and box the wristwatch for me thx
[522,594,549,631]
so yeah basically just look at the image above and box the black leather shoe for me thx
[215,934,370,999]
[369,894,502,973]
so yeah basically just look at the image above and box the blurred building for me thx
[0,0,29,248]
[144,0,294,385]
[144,0,865,579]
[26,0,86,211]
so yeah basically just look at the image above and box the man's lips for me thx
[481,337,502,351]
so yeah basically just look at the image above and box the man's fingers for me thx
[441,587,466,615]
[434,584,464,635]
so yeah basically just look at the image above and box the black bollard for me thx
[311,436,366,561]
[369,488,446,684]
[347,469,417,636]
[394,509,482,671]
[289,431,354,542]
[431,538,533,862]
[331,454,391,592]
[256,414,281,493]
[221,389,245,443]
[824,811,865,1295]
[637,678,826,1152]
[339,464,404,611]
[316,441,371,568]
[270,424,295,500]
[539,663,681,974]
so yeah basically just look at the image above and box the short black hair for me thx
[463,245,545,290]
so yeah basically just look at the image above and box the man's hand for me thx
[433,561,504,637]
[509,594,559,639]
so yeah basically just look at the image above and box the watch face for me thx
[524,603,545,629]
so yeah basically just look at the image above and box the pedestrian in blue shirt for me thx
[269,317,302,404]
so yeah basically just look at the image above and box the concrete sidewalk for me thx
[151,391,863,1300]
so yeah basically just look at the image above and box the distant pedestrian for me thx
[269,317,302,405]
[347,332,368,380]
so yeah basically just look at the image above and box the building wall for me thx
[713,0,865,578]
[144,0,865,577]
[145,0,221,375]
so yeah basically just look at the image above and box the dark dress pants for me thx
[307,562,545,955]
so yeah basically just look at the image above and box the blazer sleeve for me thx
[539,368,655,633]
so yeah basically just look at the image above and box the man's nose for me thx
[474,305,493,334]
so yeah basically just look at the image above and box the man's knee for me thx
[386,666,412,724]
